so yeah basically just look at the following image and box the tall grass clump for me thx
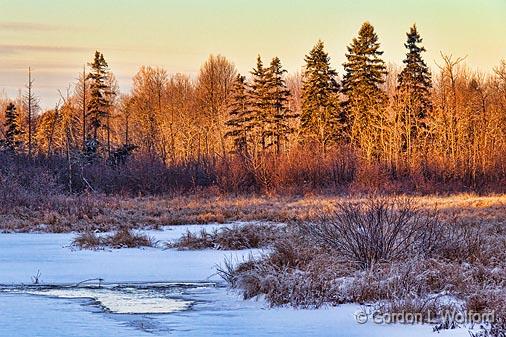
[220,195,504,337]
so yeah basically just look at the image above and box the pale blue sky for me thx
[0,0,505,107]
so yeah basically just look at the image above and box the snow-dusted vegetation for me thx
[0,1,505,336]
[0,222,480,337]
[218,197,506,336]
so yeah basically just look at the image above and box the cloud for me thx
[0,21,69,32]
[0,44,89,55]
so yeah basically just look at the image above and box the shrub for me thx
[220,194,505,329]
[301,197,443,269]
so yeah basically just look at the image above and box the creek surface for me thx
[0,223,468,337]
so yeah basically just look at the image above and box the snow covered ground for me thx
[0,223,471,337]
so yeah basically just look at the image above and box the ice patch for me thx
[25,287,193,314]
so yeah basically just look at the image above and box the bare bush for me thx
[302,197,442,269]
[220,195,505,326]
[466,290,506,337]
[218,233,349,307]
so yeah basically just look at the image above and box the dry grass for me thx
[169,223,279,250]
[1,192,505,233]
[72,231,102,249]
[2,191,504,334]
[72,228,155,249]
[218,195,506,336]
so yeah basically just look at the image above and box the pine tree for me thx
[225,74,253,153]
[300,40,341,152]
[397,24,432,152]
[342,22,387,157]
[2,103,24,152]
[265,57,294,154]
[86,51,111,144]
[249,55,270,150]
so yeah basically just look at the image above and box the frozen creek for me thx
[0,223,470,337]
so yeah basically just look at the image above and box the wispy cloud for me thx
[0,44,89,55]
[0,21,69,32]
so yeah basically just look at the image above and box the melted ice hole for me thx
[26,287,193,314]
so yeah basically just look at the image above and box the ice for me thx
[24,287,193,314]
[0,223,472,337]
[0,224,260,285]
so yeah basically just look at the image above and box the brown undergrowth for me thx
[1,193,505,233]
[218,196,506,336]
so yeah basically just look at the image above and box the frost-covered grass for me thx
[0,222,485,337]
[220,197,506,336]
[169,223,279,250]
[0,193,505,335]
[72,228,155,249]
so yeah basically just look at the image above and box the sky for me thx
[0,0,505,108]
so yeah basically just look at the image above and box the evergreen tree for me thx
[86,51,111,143]
[2,103,24,152]
[249,55,270,150]
[225,74,253,153]
[108,143,138,167]
[342,22,387,157]
[397,24,432,139]
[300,40,341,152]
[265,57,294,154]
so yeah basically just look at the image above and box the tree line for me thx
[1,22,505,194]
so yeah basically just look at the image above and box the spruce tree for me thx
[225,74,253,154]
[265,57,294,154]
[249,55,270,150]
[396,25,432,142]
[86,51,111,143]
[300,40,340,152]
[342,22,387,157]
[2,103,24,152]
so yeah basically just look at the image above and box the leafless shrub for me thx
[466,290,506,337]
[431,222,483,262]
[216,255,241,285]
[219,232,349,307]
[302,197,443,269]
[220,195,505,320]
[492,317,506,337]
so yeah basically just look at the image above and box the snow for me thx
[0,224,258,284]
[0,223,472,337]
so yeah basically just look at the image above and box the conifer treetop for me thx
[2,102,24,152]
[342,21,387,94]
[300,40,341,148]
[397,24,432,93]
